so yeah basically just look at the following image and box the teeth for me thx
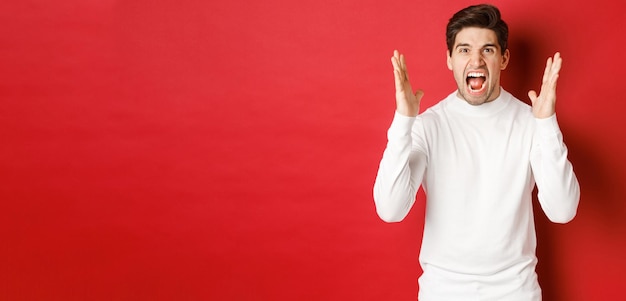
[467,72,486,78]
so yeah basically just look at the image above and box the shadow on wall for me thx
[505,28,562,301]
[507,26,626,300]
[502,30,538,105]
[533,125,624,301]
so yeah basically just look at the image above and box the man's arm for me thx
[531,116,580,223]
[373,51,427,222]
[373,113,428,222]
[529,52,580,223]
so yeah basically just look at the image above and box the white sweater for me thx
[373,89,580,300]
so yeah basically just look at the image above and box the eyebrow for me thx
[455,43,498,49]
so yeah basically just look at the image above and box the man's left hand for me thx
[528,52,562,119]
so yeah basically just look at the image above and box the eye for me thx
[483,48,495,54]
[459,48,470,53]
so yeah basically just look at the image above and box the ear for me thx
[501,49,510,70]
[446,50,452,70]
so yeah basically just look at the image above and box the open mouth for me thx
[466,71,486,93]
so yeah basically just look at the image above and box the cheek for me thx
[490,64,502,76]
[454,64,465,78]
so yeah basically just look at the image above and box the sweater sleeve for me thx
[530,114,580,223]
[373,111,428,223]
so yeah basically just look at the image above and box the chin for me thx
[458,91,491,106]
[466,98,490,106]
[459,85,498,106]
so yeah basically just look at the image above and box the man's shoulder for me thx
[502,91,534,118]
[418,91,456,118]
[506,92,532,109]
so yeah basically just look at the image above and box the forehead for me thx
[454,27,499,48]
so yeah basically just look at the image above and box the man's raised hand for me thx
[528,52,562,119]
[392,50,424,117]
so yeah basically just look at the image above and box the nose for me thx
[469,51,485,67]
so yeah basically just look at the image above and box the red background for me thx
[2,0,625,300]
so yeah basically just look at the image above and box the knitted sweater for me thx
[373,89,580,300]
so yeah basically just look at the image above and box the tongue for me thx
[468,77,485,90]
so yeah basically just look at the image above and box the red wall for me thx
[2,0,625,300]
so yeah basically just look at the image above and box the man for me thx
[373,4,580,300]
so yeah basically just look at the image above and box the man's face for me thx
[447,27,510,106]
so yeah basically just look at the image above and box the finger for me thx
[550,52,562,83]
[400,54,410,80]
[393,69,404,92]
[542,56,552,84]
[391,56,403,89]
[541,53,561,90]
[393,50,401,69]
[391,56,406,83]
[391,55,399,71]
[552,52,562,70]
[548,72,560,91]
[415,89,424,101]
[528,90,538,105]
[553,75,559,90]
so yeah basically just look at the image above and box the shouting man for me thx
[373,4,580,300]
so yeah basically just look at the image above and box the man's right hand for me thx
[391,50,424,117]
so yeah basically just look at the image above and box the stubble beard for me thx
[457,82,498,106]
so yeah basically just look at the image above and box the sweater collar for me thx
[446,88,511,117]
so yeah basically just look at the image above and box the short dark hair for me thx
[446,4,508,54]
